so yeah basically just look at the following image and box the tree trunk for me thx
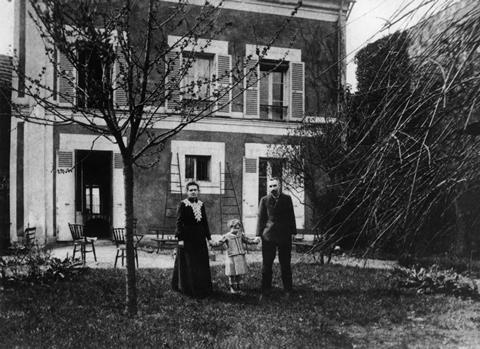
[123,159,137,316]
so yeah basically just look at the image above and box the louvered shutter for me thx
[289,61,304,119]
[165,51,182,111]
[57,151,73,168]
[242,157,259,234]
[114,47,128,107]
[58,51,76,105]
[244,58,259,118]
[215,54,232,114]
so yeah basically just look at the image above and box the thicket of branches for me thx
[274,0,480,257]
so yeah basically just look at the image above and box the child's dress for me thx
[214,232,257,276]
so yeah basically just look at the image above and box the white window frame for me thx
[244,44,302,120]
[171,140,225,195]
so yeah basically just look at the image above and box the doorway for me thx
[75,150,112,238]
[258,157,284,200]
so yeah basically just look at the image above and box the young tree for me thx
[14,0,300,315]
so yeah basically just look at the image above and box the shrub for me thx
[398,253,471,274]
[0,246,84,286]
[392,264,479,299]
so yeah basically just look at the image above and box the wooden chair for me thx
[112,227,139,268]
[148,226,177,253]
[68,223,97,264]
[9,227,38,258]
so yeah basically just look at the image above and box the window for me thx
[244,45,304,120]
[85,185,101,214]
[77,43,111,108]
[260,60,288,120]
[171,140,224,194]
[183,53,213,100]
[185,155,211,181]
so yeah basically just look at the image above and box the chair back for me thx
[24,227,37,248]
[112,228,126,246]
[68,223,85,240]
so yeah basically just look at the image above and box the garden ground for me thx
[1,242,480,348]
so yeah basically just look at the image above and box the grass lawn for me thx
[1,262,479,348]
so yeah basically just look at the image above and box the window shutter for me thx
[58,151,73,168]
[114,153,123,169]
[114,47,128,108]
[165,51,182,111]
[58,51,76,105]
[244,58,259,118]
[215,54,232,114]
[289,61,304,119]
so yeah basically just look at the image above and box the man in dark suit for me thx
[256,178,297,297]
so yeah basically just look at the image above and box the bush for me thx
[398,254,471,274]
[392,264,479,299]
[0,246,84,286]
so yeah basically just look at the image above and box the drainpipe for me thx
[337,0,345,112]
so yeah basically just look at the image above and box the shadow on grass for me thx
[1,263,477,348]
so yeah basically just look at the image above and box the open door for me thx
[75,150,112,238]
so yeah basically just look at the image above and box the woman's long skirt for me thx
[171,241,212,298]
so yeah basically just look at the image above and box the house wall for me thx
[0,55,12,249]
[133,124,302,236]
[10,0,349,242]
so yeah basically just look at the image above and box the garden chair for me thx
[68,223,97,264]
[112,227,139,268]
[8,227,38,261]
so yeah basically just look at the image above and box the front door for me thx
[242,143,305,235]
[75,150,112,238]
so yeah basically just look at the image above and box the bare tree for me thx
[13,0,301,315]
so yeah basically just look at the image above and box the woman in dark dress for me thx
[171,181,213,297]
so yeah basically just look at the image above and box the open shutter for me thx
[215,54,232,114]
[56,150,75,240]
[114,47,128,108]
[58,51,76,105]
[242,157,259,234]
[244,58,259,118]
[165,51,182,111]
[289,61,304,119]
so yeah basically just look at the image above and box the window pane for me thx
[91,187,100,214]
[196,156,210,181]
[260,72,269,105]
[259,158,268,177]
[85,187,91,212]
[185,156,195,179]
[270,159,283,178]
[183,56,212,99]
[272,72,283,103]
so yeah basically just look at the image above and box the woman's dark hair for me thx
[185,181,199,191]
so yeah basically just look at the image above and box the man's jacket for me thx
[256,193,297,244]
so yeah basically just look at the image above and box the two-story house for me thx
[8,0,353,244]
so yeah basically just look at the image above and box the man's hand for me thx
[178,241,184,247]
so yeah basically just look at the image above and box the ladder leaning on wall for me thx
[149,153,182,253]
[219,161,243,234]
[162,152,183,229]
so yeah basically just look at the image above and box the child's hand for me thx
[254,237,261,244]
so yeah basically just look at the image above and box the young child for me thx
[210,219,260,294]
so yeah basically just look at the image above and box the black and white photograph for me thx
[0,0,479,347]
